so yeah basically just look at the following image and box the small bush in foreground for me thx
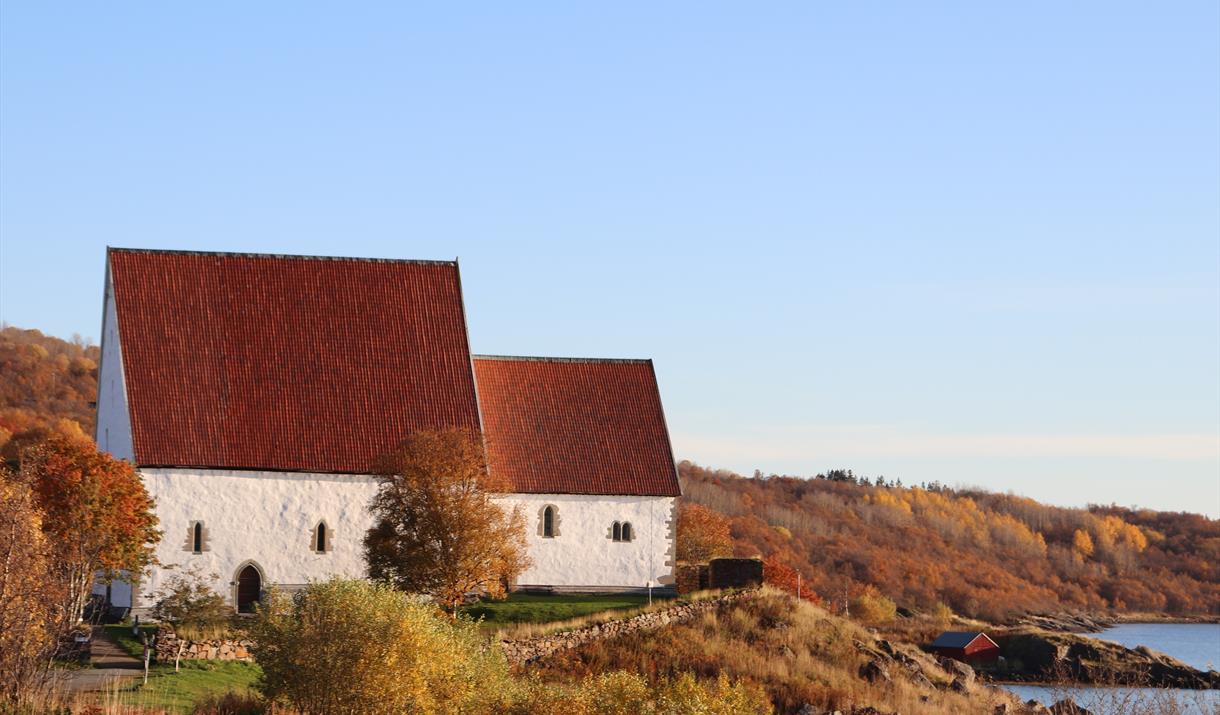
[251,578,510,715]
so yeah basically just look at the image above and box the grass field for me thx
[462,592,659,626]
[122,661,261,712]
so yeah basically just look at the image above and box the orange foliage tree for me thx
[0,473,66,703]
[676,503,733,563]
[19,437,160,623]
[762,554,821,604]
[364,429,530,613]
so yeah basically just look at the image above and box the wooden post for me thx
[141,632,151,685]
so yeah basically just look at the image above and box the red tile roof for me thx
[108,248,481,473]
[473,356,681,497]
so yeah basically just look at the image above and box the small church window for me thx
[192,522,203,554]
[316,523,327,553]
[621,522,633,542]
[542,505,556,538]
[612,522,622,542]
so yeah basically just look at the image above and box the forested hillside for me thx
[0,325,98,450]
[681,462,1220,620]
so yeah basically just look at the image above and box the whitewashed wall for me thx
[95,269,134,461]
[136,469,381,610]
[133,469,676,610]
[497,493,677,591]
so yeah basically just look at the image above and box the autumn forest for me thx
[3,324,1217,621]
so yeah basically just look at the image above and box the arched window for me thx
[621,522,633,542]
[315,522,327,553]
[612,522,622,542]
[542,505,556,538]
[192,522,203,554]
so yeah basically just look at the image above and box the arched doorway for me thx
[236,563,262,614]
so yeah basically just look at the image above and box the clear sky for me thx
[2,3,1217,517]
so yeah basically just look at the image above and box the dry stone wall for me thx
[499,589,758,666]
[154,633,254,662]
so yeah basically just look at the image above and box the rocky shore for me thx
[991,628,1220,689]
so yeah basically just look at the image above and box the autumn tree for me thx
[364,429,530,613]
[0,472,66,704]
[149,567,232,671]
[763,554,820,604]
[676,502,733,563]
[19,436,160,622]
[1072,529,1095,560]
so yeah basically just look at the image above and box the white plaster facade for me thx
[498,493,677,591]
[96,269,133,462]
[110,467,676,610]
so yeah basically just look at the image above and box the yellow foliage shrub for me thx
[851,585,897,626]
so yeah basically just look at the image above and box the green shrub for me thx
[251,578,512,715]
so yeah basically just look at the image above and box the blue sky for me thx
[2,3,1217,516]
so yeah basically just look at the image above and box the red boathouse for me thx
[929,631,1001,664]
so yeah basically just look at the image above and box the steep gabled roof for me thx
[930,631,996,650]
[107,248,481,473]
[473,356,681,497]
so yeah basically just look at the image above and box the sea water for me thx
[1000,623,1220,715]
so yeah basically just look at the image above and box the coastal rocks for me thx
[936,655,976,685]
[1048,700,1093,715]
[994,628,1220,689]
[858,659,891,684]
[1017,613,1111,634]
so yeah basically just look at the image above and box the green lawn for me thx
[461,592,662,626]
[103,623,160,659]
[95,625,260,713]
[93,661,262,714]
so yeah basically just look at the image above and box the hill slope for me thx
[681,462,1219,620]
[527,587,1021,715]
[0,325,99,448]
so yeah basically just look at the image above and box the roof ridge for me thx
[107,246,457,266]
[472,354,652,365]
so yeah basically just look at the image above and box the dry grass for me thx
[525,587,1023,715]
[495,589,730,640]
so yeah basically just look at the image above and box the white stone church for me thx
[94,248,680,614]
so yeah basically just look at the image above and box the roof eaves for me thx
[106,246,457,267]
[472,354,653,365]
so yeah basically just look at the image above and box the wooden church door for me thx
[237,565,262,614]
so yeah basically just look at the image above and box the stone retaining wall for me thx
[499,589,758,666]
[154,633,254,662]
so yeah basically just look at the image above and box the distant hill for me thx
[680,462,1220,620]
[0,325,99,448]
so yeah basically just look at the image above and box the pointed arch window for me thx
[190,521,205,554]
[311,521,331,554]
[542,505,556,538]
